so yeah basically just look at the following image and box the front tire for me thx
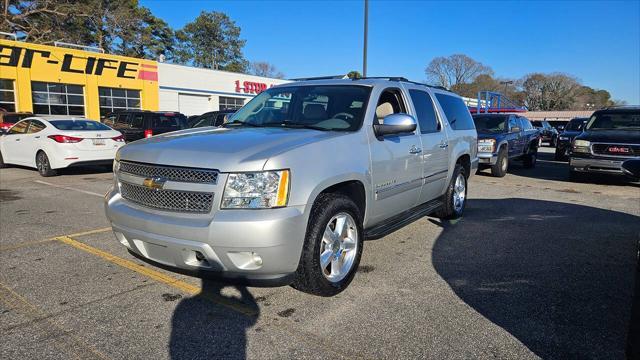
[36,151,57,177]
[292,193,363,296]
[491,147,508,177]
[436,164,467,220]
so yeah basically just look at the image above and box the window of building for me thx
[31,81,84,116]
[99,87,141,117]
[0,79,16,112]
[219,96,244,110]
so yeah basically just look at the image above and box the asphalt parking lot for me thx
[1,147,639,360]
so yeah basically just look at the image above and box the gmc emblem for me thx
[608,146,630,154]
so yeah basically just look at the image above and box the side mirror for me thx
[374,113,417,136]
[622,159,640,180]
[510,126,521,133]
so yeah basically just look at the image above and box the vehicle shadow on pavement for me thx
[431,198,640,358]
[169,280,259,360]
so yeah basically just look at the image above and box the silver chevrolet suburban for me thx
[104,77,478,296]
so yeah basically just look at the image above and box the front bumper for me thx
[569,156,629,175]
[478,152,498,166]
[104,187,309,286]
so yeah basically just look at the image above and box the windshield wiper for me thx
[262,121,328,131]
[221,120,261,127]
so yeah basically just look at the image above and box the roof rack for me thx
[601,105,640,110]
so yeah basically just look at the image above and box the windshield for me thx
[228,85,371,131]
[565,118,587,131]
[50,120,112,131]
[586,111,640,130]
[472,115,507,133]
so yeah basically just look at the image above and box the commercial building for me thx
[0,38,288,119]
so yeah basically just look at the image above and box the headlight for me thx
[572,139,591,153]
[222,170,290,209]
[477,139,496,153]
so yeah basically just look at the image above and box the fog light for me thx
[252,253,263,266]
[195,251,205,262]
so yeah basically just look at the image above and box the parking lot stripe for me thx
[34,180,105,197]
[0,228,111,253]
[54,235,258,317]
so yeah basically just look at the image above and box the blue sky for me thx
[141,0,640,103]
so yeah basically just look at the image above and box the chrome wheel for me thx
[320,212,358,283]
[36,152,48,173]
[452,173,466,213]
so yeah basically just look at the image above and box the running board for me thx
[364,199,444,240]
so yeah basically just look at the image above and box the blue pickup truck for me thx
[472,113,541,177]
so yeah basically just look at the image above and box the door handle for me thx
[15,138,20,141]
[409,146,422,154]
[35,136,40,139]
[439,142,448,149]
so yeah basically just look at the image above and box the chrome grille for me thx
[119,161,218,184]
[120,182,214,213]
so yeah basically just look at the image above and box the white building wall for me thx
[157,63,290,115]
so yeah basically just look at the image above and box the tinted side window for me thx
[434,94,475,130]
[28,120,46,133]
[215,114,227,126]
[152,115,184,130]
[130,114,144,129]
[9,120,29,134]
[409,89,439,133]
[116,113,129,125]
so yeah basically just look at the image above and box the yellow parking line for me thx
[55,235,258,317]
[0,228,112,253]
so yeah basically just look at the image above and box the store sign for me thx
[234,80,272,94]
[0,44,157,81]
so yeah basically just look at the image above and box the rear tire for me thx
[491,147,508,177]
[523,146,537,168]
[554,148,565,161]
[292,193,363,296]
[436,164,467,220]
[36,151,57,177]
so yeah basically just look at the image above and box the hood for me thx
[560,130,582,138]
[117,126,343,172]
[476,132,505,140]
[576,129,640,144]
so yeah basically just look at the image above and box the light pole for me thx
[500,80,513,95]
[363,0,368,77]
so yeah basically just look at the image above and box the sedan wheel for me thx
[36,152,57,177]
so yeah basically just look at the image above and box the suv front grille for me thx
[591,143,640,157]
[119,161,218,184]
[120,182,214,213]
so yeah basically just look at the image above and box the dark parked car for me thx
[473,113,541,177]
[102,110,187,142]
[0,111,33,132]
[555,117,588,161]
[569,106,640,179]
[187,109,235,128]
[532,120,559,147]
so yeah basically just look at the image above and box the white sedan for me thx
[0,116,124,176]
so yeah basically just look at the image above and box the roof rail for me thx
[0,32,18,41]
[354,77,450,91]
[601,105,639,110]
[290,75,348,81]
[54,41,104,53]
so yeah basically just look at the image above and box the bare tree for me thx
[249,61,285,79]
[425,54,493,88]
[521,73,584,111]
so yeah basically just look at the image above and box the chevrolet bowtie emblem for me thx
[143,177,166,190]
